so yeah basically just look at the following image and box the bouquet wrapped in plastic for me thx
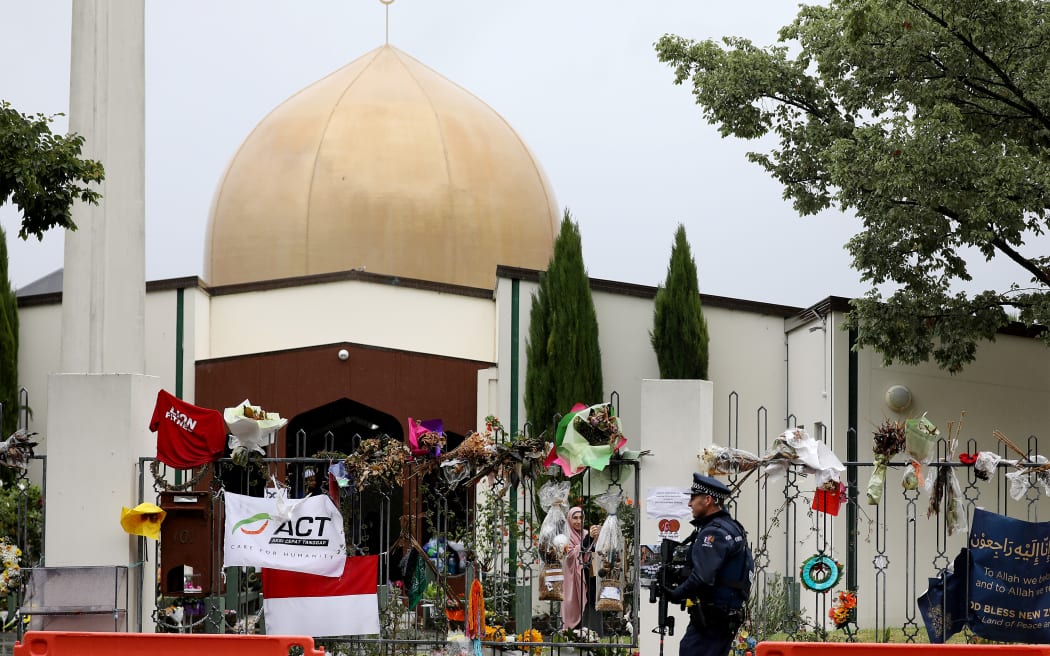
[224,400,287,466]
[593,490,625,612]
[991,430,1050,500]
[866,419,905,505]
[537,481,571,600]
[905,414,939,464]
[408,417,446,458]
[699,445,762,476]
[926,420,967,536]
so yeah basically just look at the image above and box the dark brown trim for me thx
[196,339,496,368]
[16,267,495,308]
[147,276,207,293]
[999,321,1047,338]
[17,275,208,308]
[16,292,62,308]
[784,296,854,332]
[496,265,803,318]
[206,269,494,299]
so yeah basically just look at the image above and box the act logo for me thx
[232,513,270,535]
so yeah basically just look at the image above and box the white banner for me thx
[223,491,346,577]
[645,487,692,519]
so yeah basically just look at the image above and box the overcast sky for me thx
[2,1,1036,308]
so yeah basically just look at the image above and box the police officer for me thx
[666,473,754,656]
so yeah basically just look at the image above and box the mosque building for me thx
[18,40,1047,464]
[13,34,1050,641]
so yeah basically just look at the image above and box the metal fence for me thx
[721,390,1048,644]
[9,383,1048,649]
[140,428,642,655]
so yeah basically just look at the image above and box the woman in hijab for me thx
[562,506,601,631]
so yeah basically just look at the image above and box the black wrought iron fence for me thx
[720,390,1050,644]
[10,382,1050,650]
[140,425,642,655]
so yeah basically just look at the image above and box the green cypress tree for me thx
[524,277,553,435]
[651,224,709,379]
[524,211,603,433]
[0,227,17,437]
[0,226,16,440]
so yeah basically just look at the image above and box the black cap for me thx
[691,473,732,500]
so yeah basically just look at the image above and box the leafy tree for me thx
[0,100,104,240]
[651,224,709,378]
[525,211,604,433]
[656,0,1050,373]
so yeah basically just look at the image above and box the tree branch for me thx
[989,235,1050,287]
[906,0,1050,133]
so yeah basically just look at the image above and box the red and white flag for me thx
[262,556,381,637]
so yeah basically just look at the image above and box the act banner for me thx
[968,507,1050,642]
[224,491,346,577]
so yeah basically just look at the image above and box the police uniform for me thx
[668,474,754,656]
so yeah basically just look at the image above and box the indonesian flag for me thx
[262,556,381,637]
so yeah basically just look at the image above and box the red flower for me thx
[959,453,978,465]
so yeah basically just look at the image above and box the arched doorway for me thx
[286,399,404,560]
[285,397,402,458]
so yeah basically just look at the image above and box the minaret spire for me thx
[380,0,395,45]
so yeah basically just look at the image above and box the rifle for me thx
[649,538,680,655]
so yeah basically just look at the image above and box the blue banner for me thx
[917,549,969,643]
[968,508,1050,642]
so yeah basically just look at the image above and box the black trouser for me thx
[679,604,743,656]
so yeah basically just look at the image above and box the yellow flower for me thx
[517,629,543,653]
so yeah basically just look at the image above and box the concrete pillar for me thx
[637,379,713,655]
[44,0,155,631]
[62,0,145,375]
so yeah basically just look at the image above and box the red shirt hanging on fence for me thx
[150,390,228,469]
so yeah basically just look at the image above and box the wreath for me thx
[799,554,842,592]
[150,460,211,492]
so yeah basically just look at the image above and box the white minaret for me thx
[61,0,147,374]
[44,0,159,631]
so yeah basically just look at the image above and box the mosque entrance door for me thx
[286,399,403,560]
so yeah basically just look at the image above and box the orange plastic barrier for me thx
[13,631,325,656]
[758,642,1050,655]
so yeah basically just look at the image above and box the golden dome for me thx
[204,45,559,289]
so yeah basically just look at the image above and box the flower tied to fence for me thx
[0,537,22,596]
[829,590,857,629]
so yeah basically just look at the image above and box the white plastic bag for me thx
[537,481,571,559]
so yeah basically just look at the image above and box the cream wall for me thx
[496,275,793,453]
[786,315,831,436]
[18,282,198,455]
[144,289,179,398]
[705,306,790,449]
[190,286,211,375]
[19,271,1050,631]
[16,304,61,449]
[859,332,1050,449]
[493,277,538,438]
[593,291,660,445]
[207,280,495,362]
